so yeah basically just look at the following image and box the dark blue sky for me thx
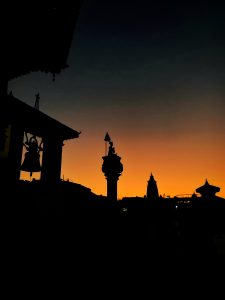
[67,0,225,134]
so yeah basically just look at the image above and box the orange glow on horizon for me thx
[21,130,225,200]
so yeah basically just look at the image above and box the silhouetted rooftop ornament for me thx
[196,179,220,197]
[34,93,40,110]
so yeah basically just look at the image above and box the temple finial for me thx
[34,93,40,110]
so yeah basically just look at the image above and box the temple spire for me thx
[147,173,159,199]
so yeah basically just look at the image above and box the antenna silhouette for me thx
[34,93,40,110]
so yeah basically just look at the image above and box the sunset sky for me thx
[9,0,225,199]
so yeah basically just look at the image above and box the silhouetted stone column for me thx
[106,175,119,202]
[102,136,123,202]
[41,138,63,185]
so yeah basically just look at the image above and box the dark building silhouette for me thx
[0,93,80,188]
[146,173,159,199]
[1,3,87,218]
[2,3,84,91]
[196,179,220,198]
[102,133,123,202]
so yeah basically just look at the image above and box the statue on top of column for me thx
[104,132,116,156]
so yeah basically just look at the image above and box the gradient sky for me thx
[9,0,225,198]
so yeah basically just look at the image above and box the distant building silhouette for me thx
[146,173,159,199]
[196,179,220,198]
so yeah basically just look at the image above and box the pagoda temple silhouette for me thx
[1,3,84,187]
[0,2,102,217]
[1,93,80,187]
[196,179,220,198]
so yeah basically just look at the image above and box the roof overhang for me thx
[2,94,80,141]
[4,2,84,80]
